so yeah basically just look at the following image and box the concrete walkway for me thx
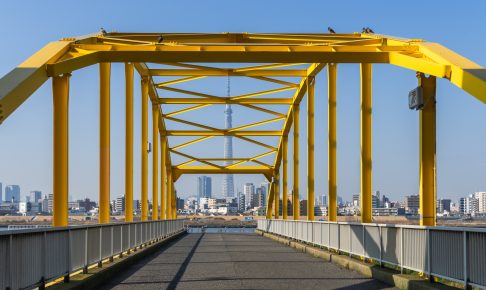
[100,233,396,290]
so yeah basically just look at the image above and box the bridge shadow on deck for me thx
[99,233,396,290]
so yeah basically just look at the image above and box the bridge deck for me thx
[100,233,396,290]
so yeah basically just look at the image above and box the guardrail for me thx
[0,219,185,290]
[258,219,486,289]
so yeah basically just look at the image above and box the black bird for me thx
[361,27,367,33]
[328,27,336,34]
[157,35,164,43]
[366,27,375,33]
[100,27,107,35]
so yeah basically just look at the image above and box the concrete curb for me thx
[256,230,455,290]
[48,230,187,290]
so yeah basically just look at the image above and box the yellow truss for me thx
[1,31,486,181]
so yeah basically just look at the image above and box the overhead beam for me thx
[150,69,307,77]
[164,130,282,136]
[159,98,292,104]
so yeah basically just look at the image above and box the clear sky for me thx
[0,1,485,203]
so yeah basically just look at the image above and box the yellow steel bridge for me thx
[1,31,485,227]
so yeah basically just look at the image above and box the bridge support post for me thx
[419,73,437,226]
[99,63,111,224]
[307,77,315,221]
[152,105,159,220]
[328,64,337,222]
[160,137,167,219]
[360,63,372,223]
[172,184,177,219]
[52,73,70,227]
[274,173,280,218]
[266,180,275,219]
[141,77,149,221]
[167,169,173,219]
[282,136,288,220]
[292,104,300,220]
[125,63,134,222]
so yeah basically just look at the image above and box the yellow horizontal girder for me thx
[150,69,307,77]
[164,130,282,136]
[172,165,275,181]
[159,98,292,104]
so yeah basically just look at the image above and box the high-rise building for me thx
[176,197,185,210]
[405,195,420,214]
[222,104,235,198]
[197,176,212,199]
[474,192,486,213]
[255,187,265,207]
[29,191,42,203]
[115,196,125,213]
[437,199,451,213]
[243,183,255,208]
[237,192,245,212]
[5,185,20,203]
[0,182,2,201]
[460,194,479,215]
[352,194,360,207]
[317,195,327,206]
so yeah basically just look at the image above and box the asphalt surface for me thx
[99,233,396,290]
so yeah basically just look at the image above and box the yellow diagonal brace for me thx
[165,104,211,117]
[230,87,295,100]
[249,76,299,88]
[163,115,222,132]
[170,149,223,169]
[176,159,196,167]
[157,86,223,99]
[234,63,305,72]
[240,104,286,117]
[235,135,277,150]
[159,98,292,105]
[226,150,275,168]
[229,116,285,132]
[156,76,206,86]
[171,136,213,150]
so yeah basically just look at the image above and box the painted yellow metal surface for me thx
[328,64,337,222]
[1,31,485,226]
[360,63,372,223]
[152,104,159,220]
[52,74,70,227]
[419,74,437,226]
[307,77,315,221]
[99,63,111,224]
[125,63,134,222]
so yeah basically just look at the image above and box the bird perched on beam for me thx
[362,27,375,34]
[328,27,336,34]
[157,35,164,43]
[100,27,107,35]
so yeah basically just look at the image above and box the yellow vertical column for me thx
[172,185,177,219]
[419,73,437,226]
[307,77,315,221]
[292,105,300,220]
[265,181,275,219]
[274,173,280,218]
[99,63,111,224]
[282,136,288,220]
[125,63,134,222]
[152,105,159,220]
[160,136,167,219]
[167,168,173,219]
[360,63,372,223]
[52,73,70,227]
[141,77,149,221]
[328,64,337,222]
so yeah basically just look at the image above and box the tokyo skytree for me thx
[222,76,235,198]
[222,104,235,198]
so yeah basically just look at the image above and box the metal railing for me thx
[258,219,486,289]
[0,219,185,290]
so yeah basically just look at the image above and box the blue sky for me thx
[0,1,485,203]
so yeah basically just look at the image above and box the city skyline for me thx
[0,1,485,204]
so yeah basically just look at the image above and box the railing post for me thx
[379,226,383,267]
[400,227,404,274]
[98,227,102,268]
[65,229,71,283]
[83,227,88,274]
[109,226,114,262]
[463,231,468,289]
[426,228,432,281]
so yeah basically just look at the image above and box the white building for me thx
[243,183,255,208]
[474,192,486,214]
